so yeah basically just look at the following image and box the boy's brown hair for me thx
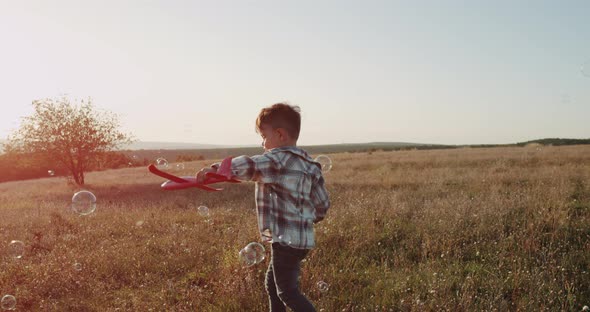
[256,103,301,140]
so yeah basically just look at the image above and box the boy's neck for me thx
[281,140,298,148]
[273,141,298,149]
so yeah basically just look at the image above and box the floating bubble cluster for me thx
[1,294,16,311]
[71,191,97,216]
[239,242,265,267]
[317,281,329,292]
[314,155,332,173]
[175,163,185,170]
[47,170,55,176]
[8,240,24,259]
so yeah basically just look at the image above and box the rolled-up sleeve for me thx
[311,174,330,223]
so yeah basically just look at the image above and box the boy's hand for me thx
[196,167,217,183]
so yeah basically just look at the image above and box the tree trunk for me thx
[72,170,80,185]
[71,168,85,185]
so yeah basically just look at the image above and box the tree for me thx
[5,96,132,185]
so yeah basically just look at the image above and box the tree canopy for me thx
[5,96,132,185]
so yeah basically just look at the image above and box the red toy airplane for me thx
[148,156,240,191]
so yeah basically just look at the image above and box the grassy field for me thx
[1,145,589,311]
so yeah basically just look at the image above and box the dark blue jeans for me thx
[265,243,316,312]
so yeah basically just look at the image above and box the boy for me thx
[197,103,330,312]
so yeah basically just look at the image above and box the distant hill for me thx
[0,139,249,154]
[120,141,426,151]
[119,142,447,163]
[2,138,589,184]
[3,137,589,157]
[119,141,246,150]
[516,138,590,146]
[0,140,425,156]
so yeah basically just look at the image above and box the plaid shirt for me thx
[213,146,330,249]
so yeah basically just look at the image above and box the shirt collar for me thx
[266,146,313,160]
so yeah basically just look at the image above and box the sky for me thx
[0,0,589,146]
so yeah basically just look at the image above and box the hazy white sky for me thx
[1,0,589,146]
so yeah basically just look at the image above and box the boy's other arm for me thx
[311,174,330,223]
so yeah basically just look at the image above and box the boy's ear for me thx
[276,128,290,141]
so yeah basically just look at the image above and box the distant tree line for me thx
[176,154,205,162]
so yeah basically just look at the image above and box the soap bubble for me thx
[239,242,265,267]
[156,158,169,169]
[71,190,97,216]
[73,263,83,271]
[239,248,256,267]
[246,242,265,263]
[197,206,209,217]
[1,295,16,311]
[8,240,25,259]
[317,281,329,292]
[314,155,332,173]
[175,163,185,170]
[48,170,55,176]
[278,233,292,246]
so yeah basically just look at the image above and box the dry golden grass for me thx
[1,145,589,311]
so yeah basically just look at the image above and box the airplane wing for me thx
[148,164,189,183]
[161,177,223,191]
[148,160,238,191]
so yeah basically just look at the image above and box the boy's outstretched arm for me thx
[227,155,272,181]
[197,155,271,183]
[311,174,330,223]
